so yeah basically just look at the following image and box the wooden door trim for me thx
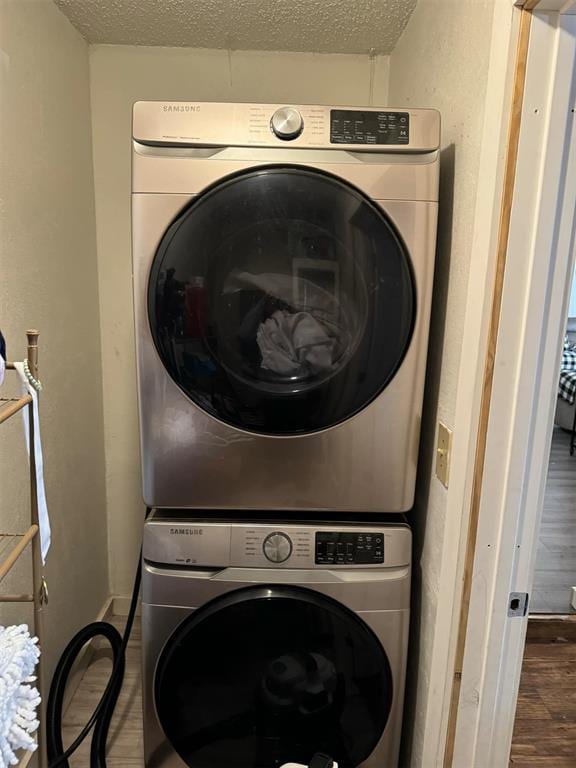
[442,9,533,766]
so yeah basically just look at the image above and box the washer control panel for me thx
[232,526,386,568]
[143,518,411,570]
[315,532,384,565]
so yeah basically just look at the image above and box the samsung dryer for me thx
[142,513,411,768]
[132,102,440,511]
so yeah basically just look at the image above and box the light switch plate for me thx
[436,422,453,488]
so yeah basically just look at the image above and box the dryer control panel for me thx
[330,110,409,146]
[133,101,439,153]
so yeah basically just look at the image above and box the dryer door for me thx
[154,586,393,768]
[148,166,415,435]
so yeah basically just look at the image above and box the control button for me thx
[271,107,304,140]
[263,532,293,563]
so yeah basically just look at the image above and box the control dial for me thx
[271,107,304,140]
[263,532,293,563]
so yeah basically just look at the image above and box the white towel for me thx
[13,363,51,563]
[0,625,41,766]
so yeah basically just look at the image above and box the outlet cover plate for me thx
[436,422,453,488]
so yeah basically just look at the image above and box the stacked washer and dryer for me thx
[131,102,440,768]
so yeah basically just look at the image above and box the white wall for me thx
[387,0,498,765]
[89,44,390,594]
[0,0,108,682]
[568,266,576,318]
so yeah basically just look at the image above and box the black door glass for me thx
[154,586,393,768]
[148,167,415,434]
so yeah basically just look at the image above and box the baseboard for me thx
[61,595,115,715]
[111,595,142,617]
[526,614,576,642]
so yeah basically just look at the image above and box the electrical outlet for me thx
[436,422,453,488]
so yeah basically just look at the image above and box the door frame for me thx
[447,1,576,765]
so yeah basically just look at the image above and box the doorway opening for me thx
[510,273,576,768]
[531,273,576,616]
[510,274,576,766]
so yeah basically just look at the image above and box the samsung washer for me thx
[132,102,440,511]
[142,513,411,768]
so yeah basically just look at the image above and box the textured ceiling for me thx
[53,0,418,55]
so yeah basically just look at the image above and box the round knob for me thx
[263,532,293,563]
[271,107,304,140]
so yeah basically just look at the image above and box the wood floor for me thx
[532,427,576,614]
[62,616,144,766]
[510,620,576,767]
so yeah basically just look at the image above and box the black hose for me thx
[46,515,146,768]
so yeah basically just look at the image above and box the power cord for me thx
[46,509,149,768]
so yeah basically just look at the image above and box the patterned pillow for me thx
[562,336,576,371]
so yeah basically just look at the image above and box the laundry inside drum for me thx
[210,220,368,395]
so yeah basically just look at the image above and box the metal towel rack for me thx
[1,329,46,767]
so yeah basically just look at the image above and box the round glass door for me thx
[155,586,393,768]
[148,166,415,434]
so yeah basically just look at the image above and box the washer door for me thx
[148,166,415,435]
[154,586,393,768]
